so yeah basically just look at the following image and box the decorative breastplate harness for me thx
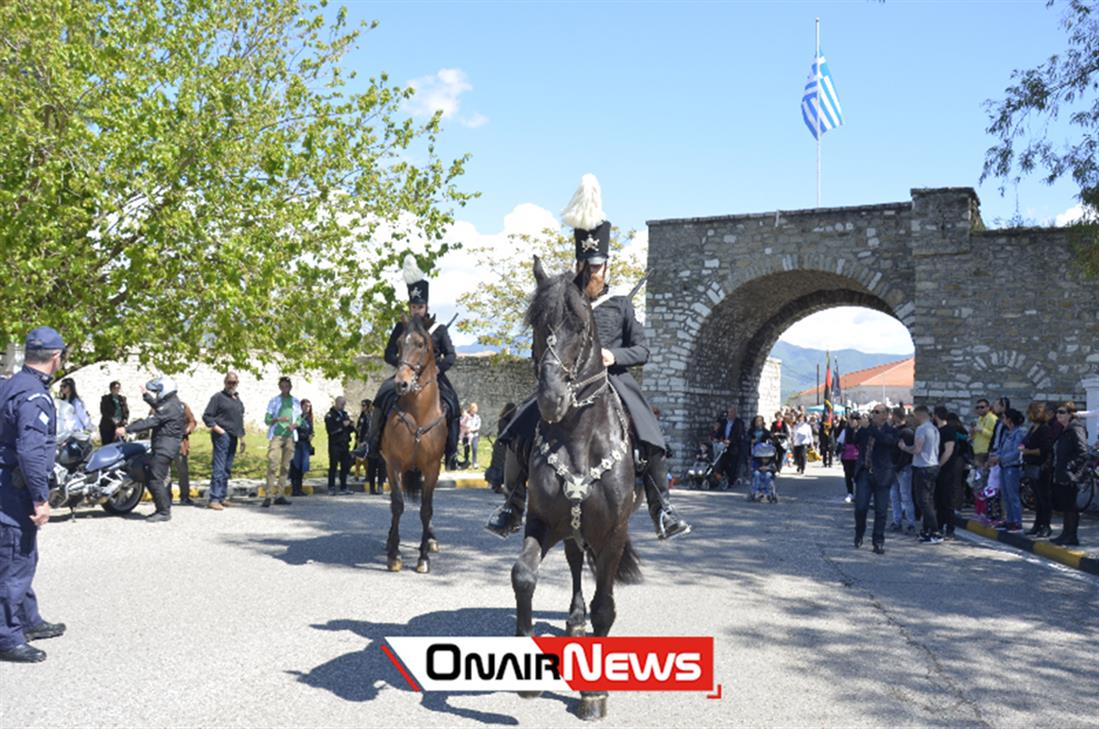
[534,324,631,543]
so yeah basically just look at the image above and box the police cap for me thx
[25,326,65,351]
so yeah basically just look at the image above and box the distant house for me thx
[789,357,914,410]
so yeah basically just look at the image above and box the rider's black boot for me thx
[642,450,692,540]
[445,408,460,470]
[367,405,386,455]
[485,480,526,538]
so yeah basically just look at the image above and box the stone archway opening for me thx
[682,269,914,448]
[765,306,915,415]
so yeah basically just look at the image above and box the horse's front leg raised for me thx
[386,466,404,572]
[564,538,588,636]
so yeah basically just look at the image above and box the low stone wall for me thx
[345,353,535,429]
[58,358,345,431]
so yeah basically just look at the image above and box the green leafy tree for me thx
[457,228,646,357]
[0,0,473,376]
[981,0,1098,273]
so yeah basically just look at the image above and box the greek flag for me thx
[802,54,843,140]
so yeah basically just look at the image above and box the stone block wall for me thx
[646,187,1098,474]
[345,354,536,430]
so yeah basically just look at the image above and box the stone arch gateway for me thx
[644,187,1098,472]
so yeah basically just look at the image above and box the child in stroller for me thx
[687,440,727,490]
[749,440,779,503]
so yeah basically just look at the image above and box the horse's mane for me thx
[525,271,588,333]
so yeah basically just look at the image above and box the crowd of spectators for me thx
[697,396,1095,550]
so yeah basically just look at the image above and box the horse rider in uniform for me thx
[0,327,68,663]
[486,174,692,541]
[366,254,461,470]
[118,376,186,522]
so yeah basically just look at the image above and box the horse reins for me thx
[538,322,609,413]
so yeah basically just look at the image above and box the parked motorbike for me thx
[49,436,150,516]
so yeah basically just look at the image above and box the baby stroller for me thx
[748,441,779,503]
[686,441,727,490]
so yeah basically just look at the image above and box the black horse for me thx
[511,257,643,721]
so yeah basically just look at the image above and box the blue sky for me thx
[337,1,1082,353]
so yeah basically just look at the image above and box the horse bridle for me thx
[393,332,443,443]
[536,320,608,412]
[397,333,435,394]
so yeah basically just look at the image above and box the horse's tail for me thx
[585,538,643,585]
[616,539,643,584]
[403,470,423,503]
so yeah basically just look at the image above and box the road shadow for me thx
[289,606,573,725]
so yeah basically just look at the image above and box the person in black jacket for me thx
[365,255,461,470]
[98,381,129,445]
[118,377,185,523]
[1051,401,1090,546]
[325,397,353,495]
[853,405,899,554]
[202,372,246,509]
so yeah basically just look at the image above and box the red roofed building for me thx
[790,357,914,409]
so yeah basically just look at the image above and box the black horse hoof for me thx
[416,558,430,574]
[518,690,542,700]
[577,694,608,721]
[566,622,588,637]
[427,539,440,554]
[387,557,402,572]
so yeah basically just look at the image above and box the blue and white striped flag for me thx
[802,54,843,140]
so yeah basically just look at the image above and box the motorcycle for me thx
[49,435,151,516]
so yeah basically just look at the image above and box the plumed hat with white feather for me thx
[402,254,429,305]
[562,174,611,265]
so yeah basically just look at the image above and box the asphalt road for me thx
[2,465,1098,728]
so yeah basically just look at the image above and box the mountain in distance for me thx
[457,339,909,402]
[768,341,911,402]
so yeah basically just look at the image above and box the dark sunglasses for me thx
[1056,409,1068,415]
[225,380,239,385]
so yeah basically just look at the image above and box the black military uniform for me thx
[367,256,461,468]
[486,175,691,540]
[325,403,353,494]
[124,378,186,522]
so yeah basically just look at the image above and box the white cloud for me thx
[778,307,913,355]
[405,68,487,128]
[1055,203,1096,226]
[463,112,490,129]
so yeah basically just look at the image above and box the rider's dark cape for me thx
[590,292,666,452]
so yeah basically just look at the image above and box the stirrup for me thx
[485,505,522,539]
[654,509,691,541]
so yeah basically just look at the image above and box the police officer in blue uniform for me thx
[485,175,692,540]
[0,327,68,663]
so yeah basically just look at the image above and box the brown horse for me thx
[380,315,447,574]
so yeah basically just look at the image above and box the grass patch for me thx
[186,426,495,480]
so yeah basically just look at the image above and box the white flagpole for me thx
[816,17,821,208]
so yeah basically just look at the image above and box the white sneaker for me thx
[843,494,853,504]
